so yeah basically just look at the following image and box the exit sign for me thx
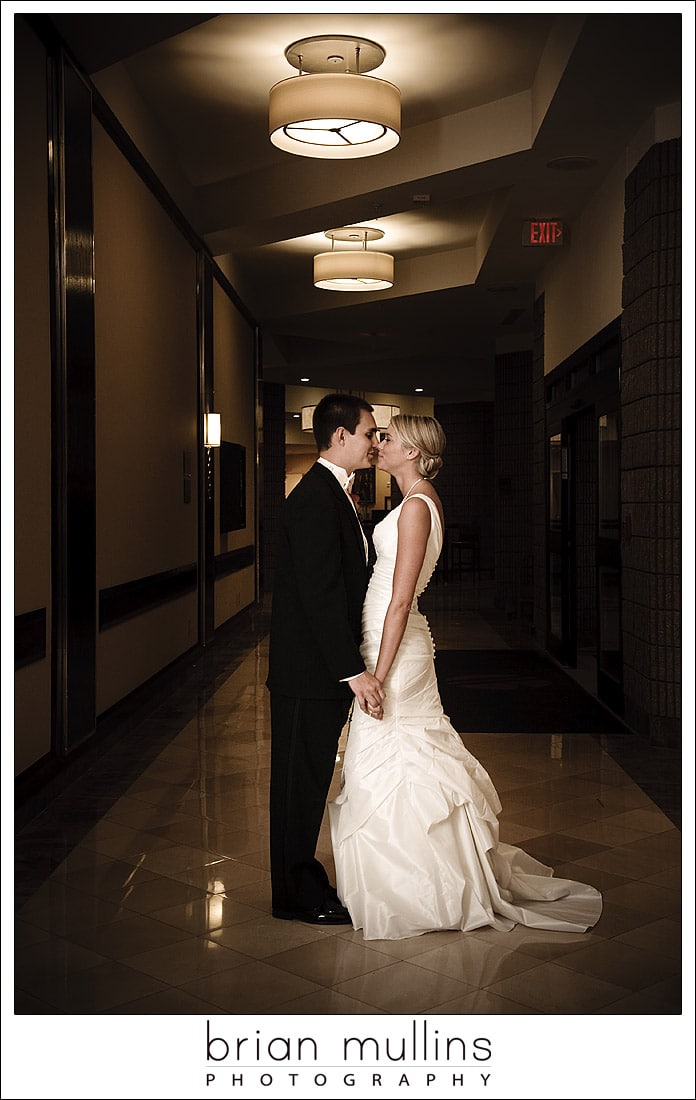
[522,219,565,246]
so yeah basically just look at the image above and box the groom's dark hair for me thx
[313,393,374,451]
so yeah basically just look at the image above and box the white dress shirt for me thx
[317,456,355,494]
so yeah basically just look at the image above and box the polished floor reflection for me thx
[15,585,681,1015]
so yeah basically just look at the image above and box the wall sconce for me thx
[301,406,315,432]
[269,35,400,160]
[314,227,394,291]
[205,412,221,448]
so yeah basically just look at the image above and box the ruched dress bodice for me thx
[367,493,442,610]
[360,496,443,723]
[329,496,602,940]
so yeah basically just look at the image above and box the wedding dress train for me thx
[329,495,602,940]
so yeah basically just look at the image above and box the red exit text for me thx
[522,220,565,245]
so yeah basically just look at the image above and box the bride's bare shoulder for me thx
[402,487,444,528]
[423,486,444,530]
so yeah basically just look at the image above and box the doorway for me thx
[546,405,623,713]
[544,322,623,713]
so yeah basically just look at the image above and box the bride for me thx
[329,414,602,941]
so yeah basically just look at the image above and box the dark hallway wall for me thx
[494,351,534,622]
[621,138,681,745]
[532,295,548,648]
[14,22,259,782]
[434,402,495,574]
[260,381,286,595]
[14,18,53,775]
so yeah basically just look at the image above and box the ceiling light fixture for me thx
[301,403,400,432]
[314,227,394,292]
[269,35,400,159]
[371,404,400,430]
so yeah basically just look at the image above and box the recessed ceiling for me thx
[47,12,682,404]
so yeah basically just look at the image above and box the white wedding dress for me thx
[329,495,603,940]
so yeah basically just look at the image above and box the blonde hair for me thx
[390,415,446,480]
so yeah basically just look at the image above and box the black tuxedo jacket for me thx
[267,461,370,700]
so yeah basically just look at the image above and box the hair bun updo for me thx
[419,451,444,480]
[390,415,446,480]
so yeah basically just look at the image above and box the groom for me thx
[267,394,385,924]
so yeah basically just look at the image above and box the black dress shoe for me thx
[272,899,352,925]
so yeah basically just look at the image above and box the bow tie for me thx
[344,472,355,494]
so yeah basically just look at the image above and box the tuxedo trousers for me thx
[270,692,352,913]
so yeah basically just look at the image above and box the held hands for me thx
[349,671,385,720]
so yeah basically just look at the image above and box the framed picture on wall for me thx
[220,441,246,532]
[352,465,376,505]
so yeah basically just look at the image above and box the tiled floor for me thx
[14,583,682,1017]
